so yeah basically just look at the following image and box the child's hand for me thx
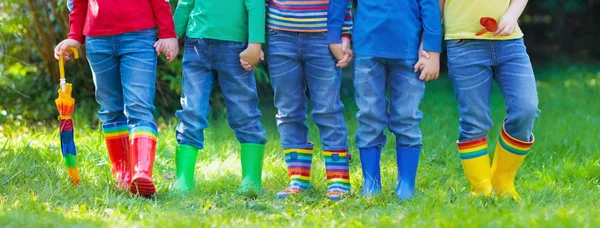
[240,49,264,72]
[329,37,353,68]
[154,38,179,63]
[495,12,518,36]
[54,38,81,60]
[414,52,440,81]
[417,41,430,71]
[239,43,263,69]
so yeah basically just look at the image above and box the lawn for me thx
[1,66,599,227]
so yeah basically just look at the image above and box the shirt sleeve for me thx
[150,0,177,39]
[67,0,88,44]
[419,0,443,53]
[327,0,349,43]
[245,0,266,43]
[341,1,353,37]
[173,0,195,38]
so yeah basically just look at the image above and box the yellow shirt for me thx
[444,0,523,40]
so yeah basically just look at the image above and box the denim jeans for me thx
[175,38,267,149]
[446,38,540,142]
[353,56,425,149]
[85,28,157,127]
[266,29,348,150]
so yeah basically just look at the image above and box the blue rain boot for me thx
[395,146,421,201]
[359,147,382,196]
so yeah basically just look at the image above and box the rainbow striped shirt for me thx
[267,0,353,35]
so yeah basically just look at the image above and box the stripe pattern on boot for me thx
[277,147,313,198]
[104,122,128,140]
[499,127,533,155]
[458,138,488,159]
[324,149,350,200]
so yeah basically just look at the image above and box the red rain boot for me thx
[103,122,131,189]
[129,125,157,198]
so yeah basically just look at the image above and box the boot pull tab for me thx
[332,154,339,161]
[290,152,298,160]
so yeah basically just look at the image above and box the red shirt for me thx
[68,0,176,43]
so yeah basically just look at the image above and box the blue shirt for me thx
[328,0,442,59]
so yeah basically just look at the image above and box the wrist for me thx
[247,43,262,49]
[503,11,519,21]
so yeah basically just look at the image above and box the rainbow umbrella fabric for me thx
[55,47,80,185]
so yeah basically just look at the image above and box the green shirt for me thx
[173,0,265,43]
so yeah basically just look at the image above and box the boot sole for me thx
[130,177,156,198]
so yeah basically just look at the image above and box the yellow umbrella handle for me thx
[58,46,79,91]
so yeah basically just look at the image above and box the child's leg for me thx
[266,30,313,198]
[303,32,350,200]
[354,55,387,196]
[214,40,267,194]
[174,38,216,192]
[387,58,425,200]
[85,36,130,188]
[267,30,310,149]
[491,38,539,199]
[446,39,495,196]
[117,29,159,197]
[303,32,348,150]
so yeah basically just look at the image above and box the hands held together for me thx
[413,42,440,82]
[329,36,353,68]
[240,43,264,72]
[154,38,179,63]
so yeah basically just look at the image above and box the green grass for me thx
[1,65,599,227]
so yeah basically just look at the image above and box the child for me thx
[329,0,442,200]
[171,0,267,194]
[251,0,354,200]
[441,0,539,199]
[54,0,178,198]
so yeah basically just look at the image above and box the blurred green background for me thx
[0,0,599,123]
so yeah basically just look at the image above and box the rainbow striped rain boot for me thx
[458,137,493,196]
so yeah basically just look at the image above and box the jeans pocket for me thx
[446,39,465,48]
[231,41,248,50]
[185,37,200,46]
[267,28,278,35]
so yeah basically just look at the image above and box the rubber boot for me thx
[395,146,420,200]
[174,144,199,193]
[491,123,534,199]
[102,121,131,189]
[129,124,157,198]
[458,137,493,196]
[239,143,265,195]
[324,149,350,200]
[359,147,381,196]
[277,145,314,199]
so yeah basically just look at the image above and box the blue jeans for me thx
[446,38,540,142]
[85,28,157,127]
[175,38,267,149]
[353,56,425,149]
[266,29,348,150]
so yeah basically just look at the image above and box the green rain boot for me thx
[174,144,199,193]
[239,143,265,195]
